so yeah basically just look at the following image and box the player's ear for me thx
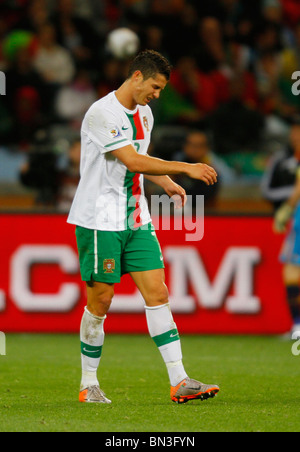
[132,70,143,83]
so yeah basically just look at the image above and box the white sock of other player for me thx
[80,306,106,389]
[145,303,188,387]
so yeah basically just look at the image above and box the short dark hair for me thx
[127,50,172,81]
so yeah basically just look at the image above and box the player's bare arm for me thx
[286,171,300,209]
[111,145,218,185]
[145,173,187,208]
[274,170,300,233]
[143,156,185,196]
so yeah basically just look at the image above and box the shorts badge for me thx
[103,259,115,273]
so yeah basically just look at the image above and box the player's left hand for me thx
[165,182,187,209]
[273,203,293,233]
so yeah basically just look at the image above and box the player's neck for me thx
[115,81,138,111]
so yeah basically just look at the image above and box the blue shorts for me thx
[280,204,300,265]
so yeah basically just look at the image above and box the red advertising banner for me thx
[0,214,292,334]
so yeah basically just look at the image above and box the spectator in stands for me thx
[173,3,199,59]
[252,19,284,115]
[50,0,100,69]
[5,46,51,147]
[219,0,262,47]
[195,16,227,73]
[96,58,126,100]
[209,73,265,155]
[0,0,30,31]
[157,2,198,63]
[254,47,300,121]
[254,49,282,115]
[276,22,300,120]
[280,21,300,76]
[19,129,60,206]
[54,67,97,130]
[19,130,81,209]
[262,0,283,25]
[150,0,185,15]
[254,18,283,55]
[33,23,75,85]
[142,24,166,56]
[56,138,81,212]
[16,0,50,33]
[172,129,235,209]
[280,0,300,29]
[222,41,259,110]
[170,55,229,119]
[145,0,191,64]
[0,16,11,71]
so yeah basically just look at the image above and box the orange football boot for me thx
[171,378,219,404]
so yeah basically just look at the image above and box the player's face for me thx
[134,73,168,106]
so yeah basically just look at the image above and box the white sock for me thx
[145,303,188,386]
[80,307,106,389]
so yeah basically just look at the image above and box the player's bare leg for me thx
[283,264,300,338]
[86,280,114,317]
[130,269,219,403]
[79,280,114,403]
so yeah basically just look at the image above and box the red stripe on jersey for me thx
[132,173,142,227]
[133,111,144,140]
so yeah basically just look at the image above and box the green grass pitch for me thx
[0,333,299,432]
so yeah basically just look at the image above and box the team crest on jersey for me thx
[109,127,121,139]
[103,259,115,273]
[143,116,149,132]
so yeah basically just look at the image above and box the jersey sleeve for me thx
[84,106,132,153]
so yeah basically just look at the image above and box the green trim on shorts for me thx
[75,223,164,284]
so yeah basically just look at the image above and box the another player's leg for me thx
[283,264,300,339]
[79,280,114,403]
[131,269,219,404]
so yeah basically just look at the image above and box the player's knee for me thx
[146,282,169,307]
[283,264,300,285]
[159,283,169,305]
[97,286,114,309]
[87,284,114,316]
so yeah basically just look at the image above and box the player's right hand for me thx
[273,203,293,233]
[187,163,218,185]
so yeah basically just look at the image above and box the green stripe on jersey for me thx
[81,342,103,359]
[126,113,137,140]
[125,111,144,140]
[152,329,180,348]
[105,138,128,148]
[124,169,135,230]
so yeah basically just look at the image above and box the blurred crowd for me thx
[1,0,300,210]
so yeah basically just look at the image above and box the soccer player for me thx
[68,50,219,404]
[274,126,300,339]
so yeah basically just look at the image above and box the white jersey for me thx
[67,91,153,231]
